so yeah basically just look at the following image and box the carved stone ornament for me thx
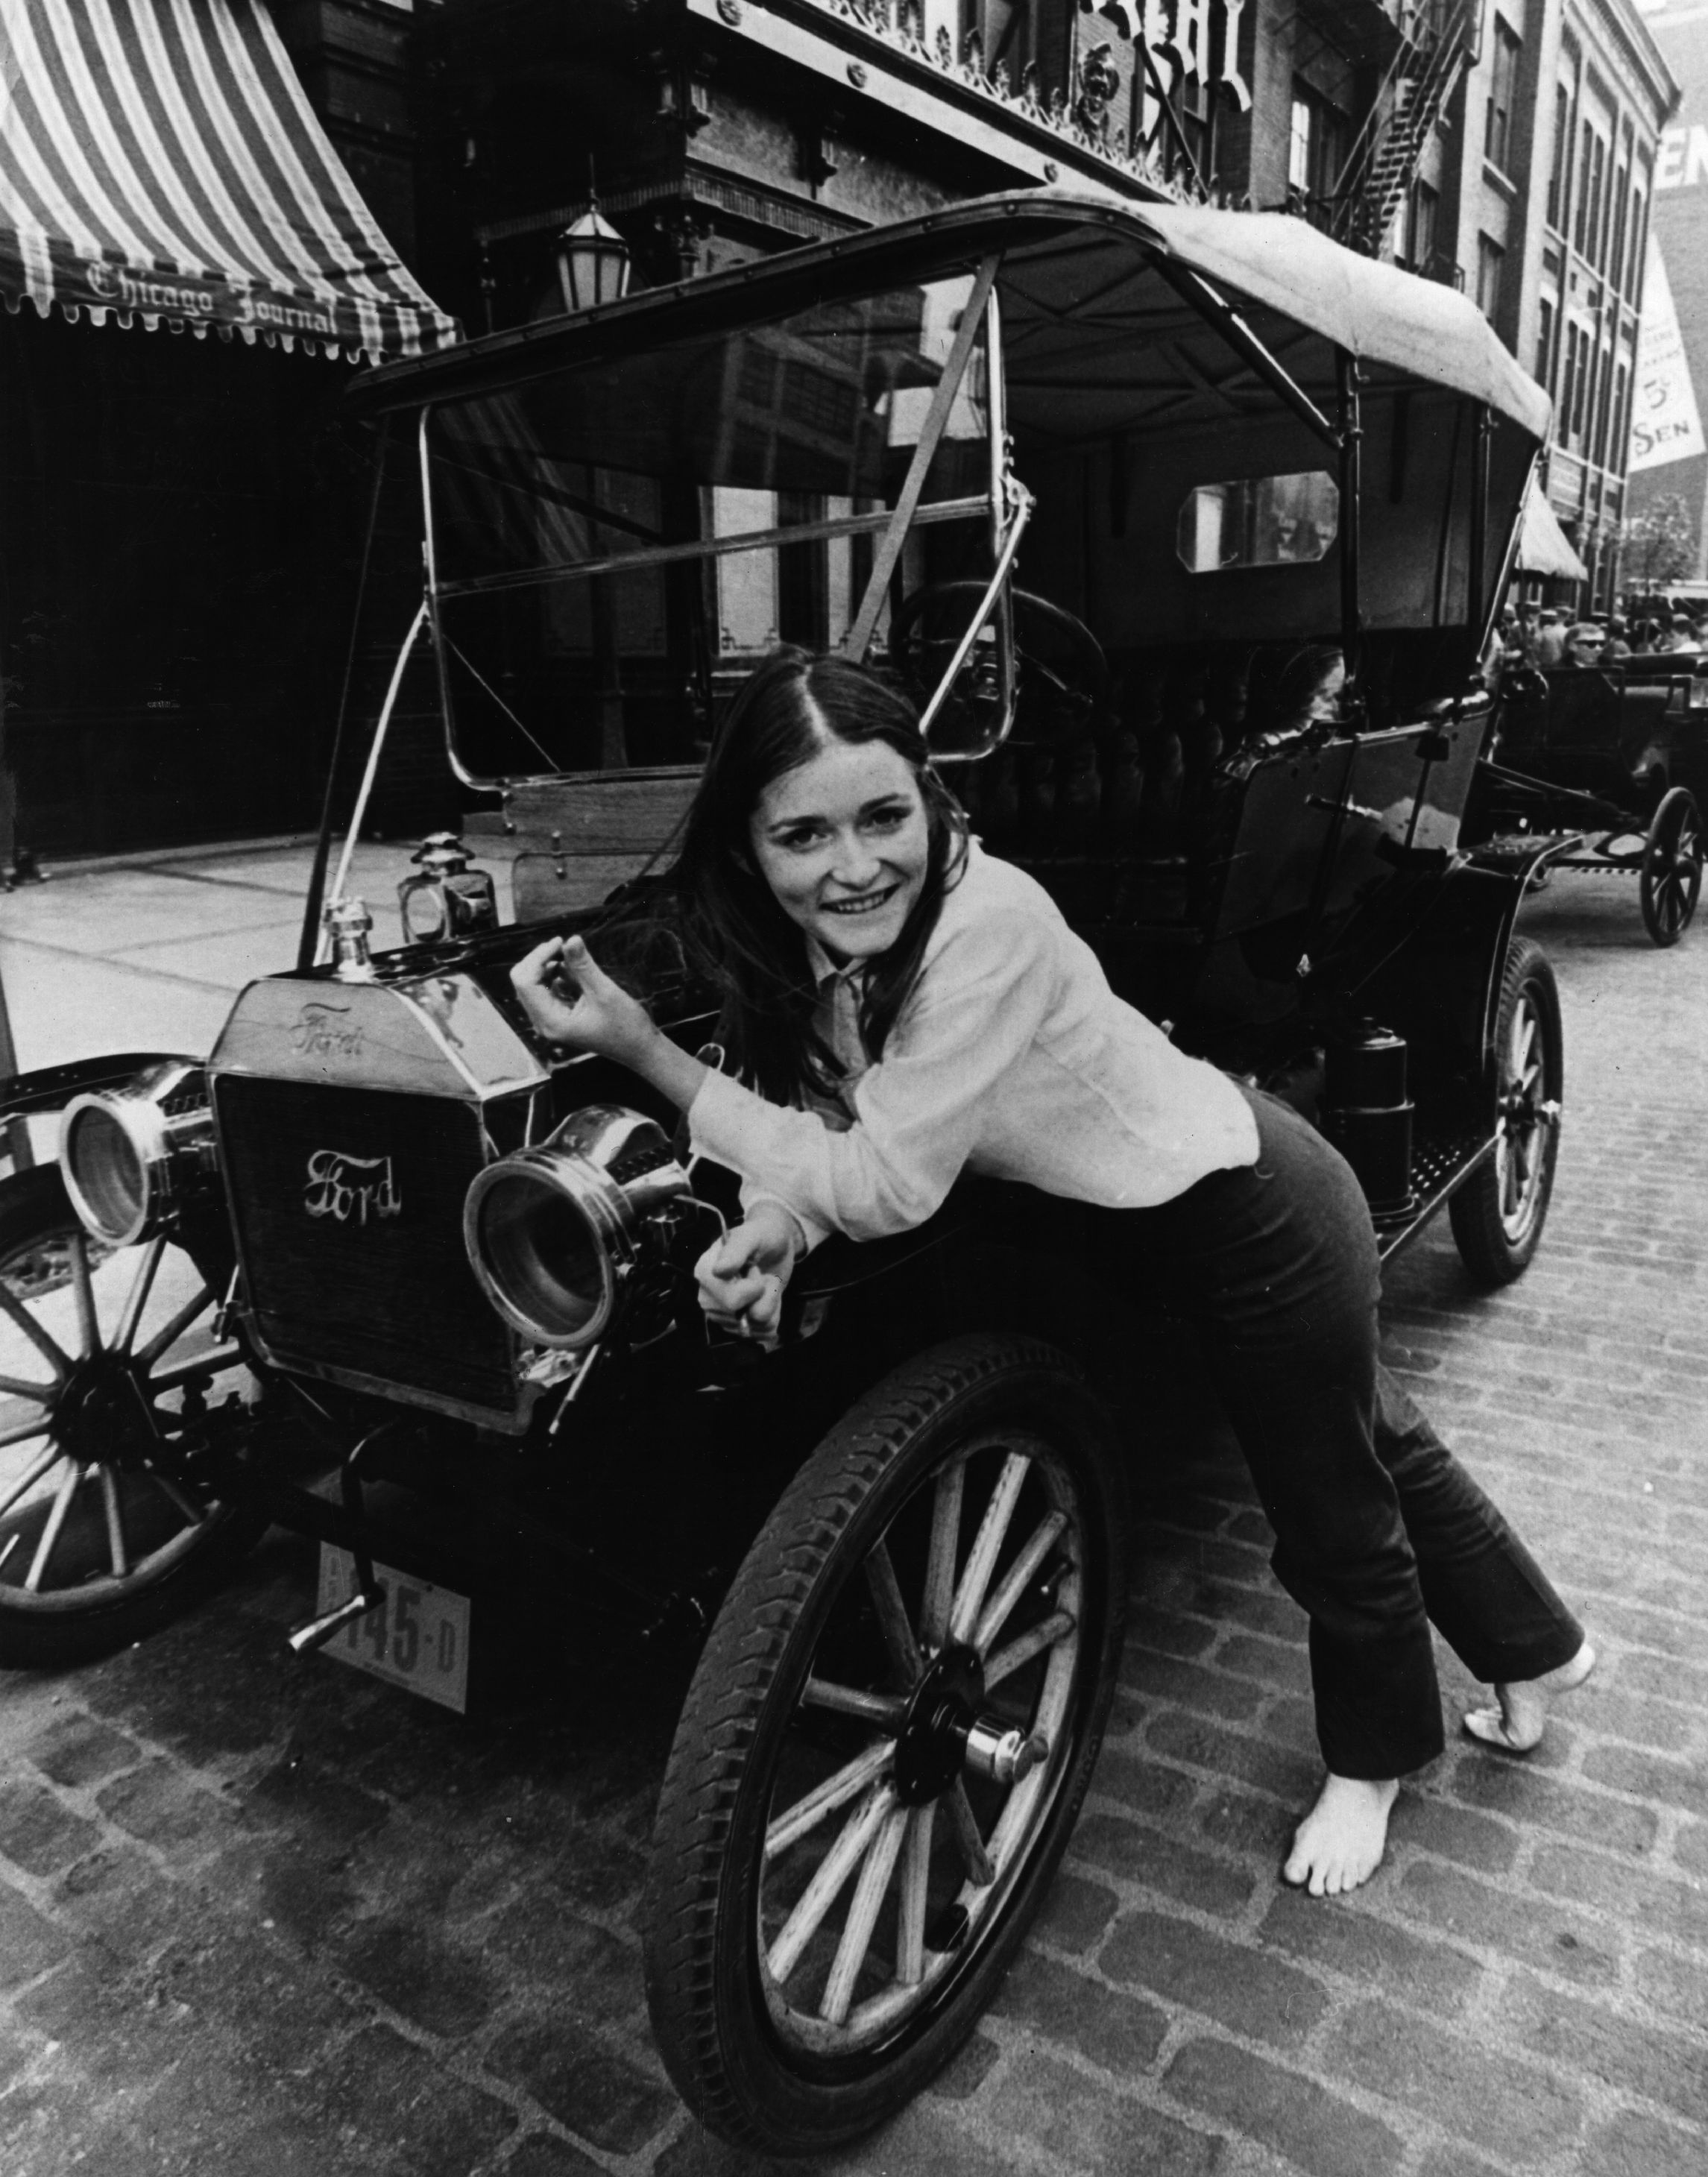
[1074,40,1121,143]
[804,0,1217,204]
[716,0,742,22]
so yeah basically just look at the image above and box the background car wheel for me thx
[1449,937,1563,1286]
[0,1164,270,1668]
[1639,787,1702,948]
[642,1332,1126,2155]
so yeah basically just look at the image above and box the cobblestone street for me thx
[0,844,1703,2177]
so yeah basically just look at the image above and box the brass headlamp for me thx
[463,1106,713,1350]
[59,1062,218,1247]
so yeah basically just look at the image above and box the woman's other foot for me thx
[1282,1774,1399,1897]
[1462,1639,1595,1755]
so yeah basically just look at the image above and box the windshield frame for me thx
[417,262,1021,791]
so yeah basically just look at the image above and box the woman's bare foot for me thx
[1462,1639,1595,1754]
[1282,1774,1399,1897]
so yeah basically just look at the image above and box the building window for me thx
[1289,81,1348,215]
[1477,235,1505,321]
[1575,329,1592,442]
[1547,84,1571,227]
[1575,121,1595,252]
[1586,130,1607,266]
[1537,297,1555,391]
[1611,163,1630,287]
[1591,344,1610,464]
[1487,19,1521,174]
[1597,344,1625,467]
[1289,96,1311,195]
[1405,179,1440,273]
[1626,180,1648,300]
[1560,326,1578,447]
[1613,362,1630,468]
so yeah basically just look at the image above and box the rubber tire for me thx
[641,1332,1126,2155]
[0,1164,269,1669]
[1448,937,1563,1287]
[1639,786,1703,948]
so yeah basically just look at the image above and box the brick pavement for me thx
[0,854,1703,2177]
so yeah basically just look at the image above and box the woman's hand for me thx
[695,1203,799,1340]
[510,935,656,1069]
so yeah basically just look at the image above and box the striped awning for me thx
[0,0,458,363]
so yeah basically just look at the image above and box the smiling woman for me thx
[508,644,1592,1917]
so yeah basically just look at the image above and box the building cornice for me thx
[1570,0,1681,123]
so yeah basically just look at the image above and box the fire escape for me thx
[1330,0,1478,260]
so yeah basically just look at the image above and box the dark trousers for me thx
[1093,1088,1583,1778]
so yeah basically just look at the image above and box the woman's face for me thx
[749,737,931,963]
[1306,655,1347,720]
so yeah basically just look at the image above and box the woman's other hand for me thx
[510,935,655,1067]
[696,1203,799,1339]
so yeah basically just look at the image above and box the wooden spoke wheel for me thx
[1639,787,1703,948]
[1449,937,1563,1286]
[0,1166,268,1668]
[642,1334,1126,2154]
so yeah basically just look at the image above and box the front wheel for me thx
[0,1165,271,1668]
[1639,787,1702,947]
[1449,937,1563,1286]
[642,1334,1126,2155]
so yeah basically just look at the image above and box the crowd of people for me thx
[1498,596,1708,670]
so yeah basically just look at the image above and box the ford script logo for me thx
[292,1004,364,1061]
[305,1151,403,1226]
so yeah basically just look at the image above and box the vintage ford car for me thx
[0,194,1566,2152]
[1469,648,1706,945]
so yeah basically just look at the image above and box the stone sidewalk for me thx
[0,845,1703,2177]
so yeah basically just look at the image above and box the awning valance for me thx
[1516,491,1588,582]
[0,0,458,363]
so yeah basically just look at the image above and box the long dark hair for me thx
[675,648,968,1103]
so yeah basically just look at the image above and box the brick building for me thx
[1624,0,1708,580]
[1523,0,1677,602]
[1374,0,1677,607]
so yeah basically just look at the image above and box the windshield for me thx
[422,271,998,781]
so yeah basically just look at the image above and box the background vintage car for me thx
[1469,649,1707,944]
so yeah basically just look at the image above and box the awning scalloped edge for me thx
[2,283,394,365]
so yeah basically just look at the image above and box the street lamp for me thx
[555,198,631,315]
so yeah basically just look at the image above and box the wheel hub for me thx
[53,1354,157,1469]
[1499,1077,1557,1142]
[892,1644,1048,1805]
[1498,1083,1534,1131]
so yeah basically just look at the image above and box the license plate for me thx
[315,1545,471,1713]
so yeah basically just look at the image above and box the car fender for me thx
[0,1052,203,1124]
[1342,851,1540,1106]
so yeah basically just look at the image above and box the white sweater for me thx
[688,842,1260,1252]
